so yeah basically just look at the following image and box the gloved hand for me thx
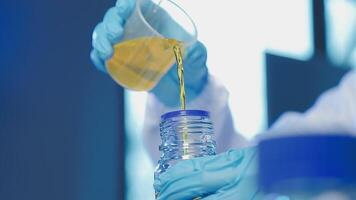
[154,147,262,200]
[90,0,208,107]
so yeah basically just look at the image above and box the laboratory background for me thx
[1,0,355,199]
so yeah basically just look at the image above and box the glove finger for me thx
[149,41,208,105]
[92,23,114,60]
[156,150,245,200]
[158,149,244,186]
[150,41,208,102]
[103,7,125,44]
[116,0,136,19]
[90,49,107,72]
[184,42,208,74]
[160,60,205,103]
[155,159,207,200]
[184,42,208,91]
[149,65,180,107]
[203,149,259,200]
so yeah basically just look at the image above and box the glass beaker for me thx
[154,110,216,197]
[106,0,197,91]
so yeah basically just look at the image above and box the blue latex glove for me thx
[154,147,262,200]
[90,0,208,107]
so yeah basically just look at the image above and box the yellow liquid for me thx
[106,37,182,91]
[172,43,186,110]
[171,42,190,157]
[107,36,189,156]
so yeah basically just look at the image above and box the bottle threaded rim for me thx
[160,109,209,121]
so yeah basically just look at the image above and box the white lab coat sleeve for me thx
[143,75,248,163]
[266,70,356,136]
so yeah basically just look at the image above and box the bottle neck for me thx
[159,110,216,164]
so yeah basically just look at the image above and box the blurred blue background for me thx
[0,0,355,200]
[0,0,125,199]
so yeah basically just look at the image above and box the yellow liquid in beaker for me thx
[106,37,182,91]
[107,37,189,156]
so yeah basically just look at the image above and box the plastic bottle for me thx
[154,110,216,196]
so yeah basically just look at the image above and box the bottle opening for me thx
[160,109,209,120]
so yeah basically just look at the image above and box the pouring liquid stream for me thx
[170,40,189,158]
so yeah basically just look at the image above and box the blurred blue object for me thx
[154,148,260,200]
[265,53,349,126]
[0,0,125,200]
[90,0,208,107]
[258,134,356,199]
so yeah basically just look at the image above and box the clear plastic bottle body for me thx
[154,110,216,192]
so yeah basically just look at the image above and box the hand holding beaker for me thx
[91,0,198,91]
